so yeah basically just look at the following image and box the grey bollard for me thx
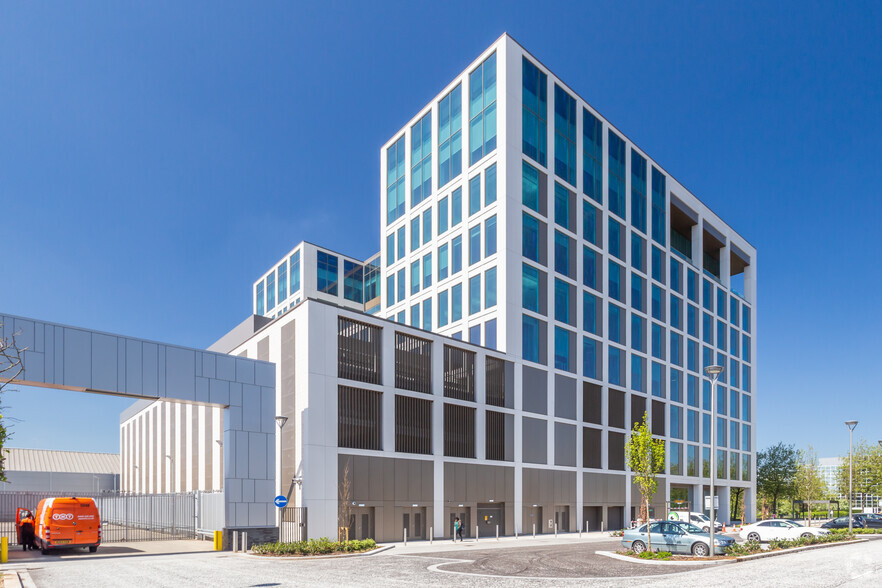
[555,523,558,538]
[533,523,536,538]
[430,526,433,544]
[496,524,499,541]
[476,525,479,543]
[243,532,248,552]
[233,531,238,553]
[404,528,407,547]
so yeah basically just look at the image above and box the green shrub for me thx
[637,550,672,560]
[251,537,377,556]
[725,539,763,556]
[608,529,624,537]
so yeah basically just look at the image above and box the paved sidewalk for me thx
[384,529,617,555]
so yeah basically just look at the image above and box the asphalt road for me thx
[18,536,882,587]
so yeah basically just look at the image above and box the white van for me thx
[668,511,723,532]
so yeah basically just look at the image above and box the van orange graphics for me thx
[34,497,101,554]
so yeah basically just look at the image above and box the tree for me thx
[835,439,882,511]
[0,324,25,483]
[730,487,745,523]
[338,457,353,542]
[757,442,798,516]
[626,411,665,552]
[793,446,827,526]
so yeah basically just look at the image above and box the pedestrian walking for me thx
[454,516,463,542]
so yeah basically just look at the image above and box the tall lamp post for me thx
[704,365,724,557]
[845,421,858,534]
[275,416,288,496]
[166,455,175,493]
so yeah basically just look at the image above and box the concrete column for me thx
[718,485,731,524]
[432,333,445,537]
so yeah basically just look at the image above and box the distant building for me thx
[1,448,119,493]
[820,456,880,510]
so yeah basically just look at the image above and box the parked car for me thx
[622,520,735,556]
[821,515,867,530]
[667,511,723,532]
[739,519,829,542]
[853,514,882,528]
[34,497,101,554]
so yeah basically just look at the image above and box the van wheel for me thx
[89,546,98,553]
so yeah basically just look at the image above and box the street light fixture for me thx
[704,365,724,557]
[166,454,175,493]
[845,421,858,534]
[275,416,288,430]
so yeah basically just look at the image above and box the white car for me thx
[740,519,830,542]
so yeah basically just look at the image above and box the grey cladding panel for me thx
[554,422,576,467]
[554,375,576,419]
[522,417,547,464]
[522,366,548,415]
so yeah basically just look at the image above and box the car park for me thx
[622,520,735,556]
[739,519,829,542]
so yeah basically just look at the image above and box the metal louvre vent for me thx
[443,403,475,458]
[338,386,382,450]
[337,317,382,385]
[443,345,475,401]
[394,333,432,394]
[394,395,432,455]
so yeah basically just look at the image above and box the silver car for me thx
[622,521,735,556]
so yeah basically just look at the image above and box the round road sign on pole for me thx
[274,495,288,508]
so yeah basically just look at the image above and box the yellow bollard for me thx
[1,536,8,563]
[214,530,223,551]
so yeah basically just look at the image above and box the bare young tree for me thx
[338,457,353,542]
[0,324,26,482]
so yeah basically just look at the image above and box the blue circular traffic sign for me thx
[274,495,288,508]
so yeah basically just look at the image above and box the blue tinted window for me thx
[744,365,752,392]
[411,260,420,295]
[631,149,647,233]
[411,112,432,207]
[703,279,714,312]
[652,362,664,398]
[523,314,541,363]
[485,164,497,206]
[469,225,481,265]
[485,319,497,350]
[687,374,698,407]
[583,246,598,291]
[554,182,571,230]
[452,236,462,274]
[522,57,547,166]
[485,267,497,308]
[687,304,697,337]
[469,324,481,345]
[523,213,540,262]
[317,252,338,295]
[423,253,432,288]
[651,247,664,284]
[397,226,406,260]
[469,52,497,164]
[609,346,623,386]
[469,275,481,315]
[583,292,598,334]
[386,275,395,306]
[717,320,726,351]
[438,244,449,281]
[554,278,570,324]
[608,303,622,344]
[651,286,663,321]
[742,334,751,362]
[631,355,644,392]
[554,84,577,186]
[343,260,363,303]
[438,289,449,327]
[583,109,603,203]
[609,219,623,260]
[386,234,395,265]
[670,294,682,330]
[554,231,570,276]
[651,167,666,245]
[523,161,540,211]
[438,197,449,235]
[609,261,623,302]
[671,332,682,366]
[742,306,751,333]
[423,298,432,331]
[411,304,419,327]
[452,283,462,322]
[451,187,462,227]
[469,175,481,216]
[583,337,598,379]
[278,263,288,302]
[386,135,406,224]
[651,324,664,359]
[608,131,626,218]
[702,313,713,345]
[671,368,682,402]
[631,315,644,352]
[687,339,697,372]
[687,269,697,302]
[438,84,462,188]
[730,358,740,388]
[554,326,571,371]
[485,215,497,257]
[267,272,276,309]
[631,273,644,312]
[256,281,264,315]
[397,268,405,302]
[290,251,301,294]
[631,233,645,273]
[422,210,432,244]
[583,201,599,246]
[411,217,420,252]
[670,258,682,294]
[687,409,698,441]
[716,289,726,319]
[522,264,540,312]
[730,296,739,326]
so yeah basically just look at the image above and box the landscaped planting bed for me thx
[252,538,377,556]
[616,532,857,561]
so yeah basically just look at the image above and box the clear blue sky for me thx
[2,1,880,458]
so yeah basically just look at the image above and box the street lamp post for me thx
[845,421,858,534]
[704,365,724,557]
[166,455,175,493]
[275,416,288,494]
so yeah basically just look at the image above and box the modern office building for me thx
[207,33,758,542]
[820,456,880,511]
[252,242,381,319]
